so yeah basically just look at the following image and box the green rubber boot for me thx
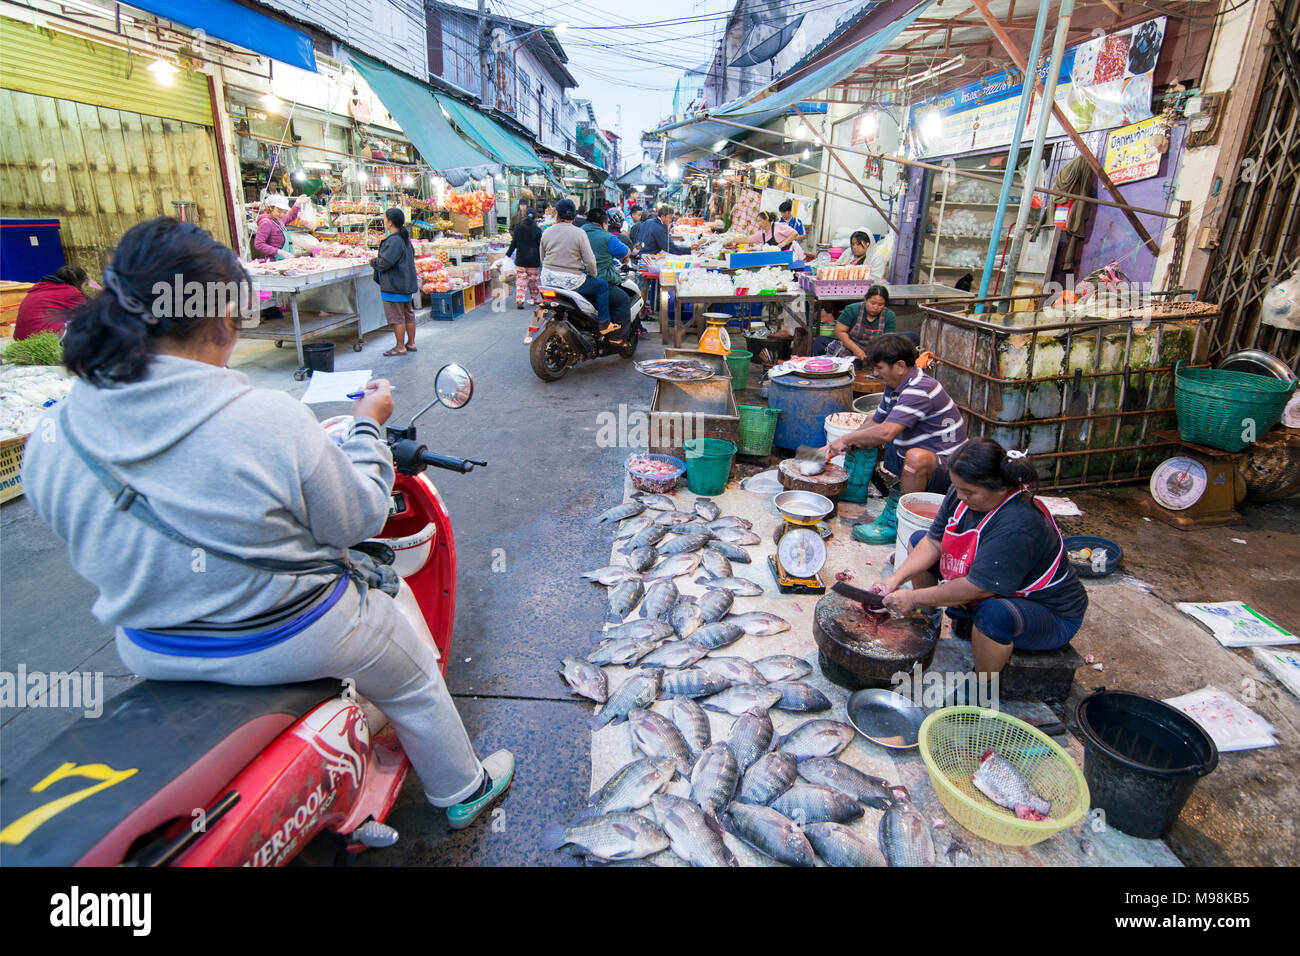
[852,488,900,544]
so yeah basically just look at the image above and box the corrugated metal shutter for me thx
[0,17,213,126]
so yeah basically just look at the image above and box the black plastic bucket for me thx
[1075,689,1218,839]
[303,341,335,374]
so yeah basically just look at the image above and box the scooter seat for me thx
[540,285,598,318]
[0,678,339,866]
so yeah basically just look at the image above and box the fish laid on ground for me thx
[607,578,645,623]
[651,792,738,868]
[590,671,663,730]
[627,547,659,573]
[712,527,761,547]
[737,751,799,805]
[685,621,745,652]
[695,575,764,596]
[585,634,665,667]
[705,539,752,563]
[640,578,679,622]
[594,619,675,647]
[804,822,887,867]
[634,492,677,511]
[659,533,710,556]
[615,515,653,540]
[701,684,782,716]
[699,656,767,687]
[727,707,775,772]
[697,588,734,624]
[635,640,709,670]
[559,657,608,703]
[620,524,668,554]
[797,758,893,810]
[669,596,704,640]
[722,802,815,867]
[587,757,676,815]
[643,553,702,581]
[594,500,646,524]
[690,742,740,819]
[698,548,733,580]
[654,510,699,527]
[693,498,721,521]
[709,515,753,530]
[777,719,857,759]
[662,668,734,699]
[770,784,864,824]
[769,681,832,713]
[971,749,1052,820]
[628,708,695,776]
[725,611,792,636]
[754,655,813,683]
[879,787,936,866]
[674,520,716,537]
[579,565,642,586]
[669,697,711,758]
[542,812,669,861]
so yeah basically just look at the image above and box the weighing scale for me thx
[1135,431,1248,528]
[769,491,833,594]
[698,313,732,356]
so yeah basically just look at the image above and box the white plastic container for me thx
[824,410,868,447]
[895,492,946,584]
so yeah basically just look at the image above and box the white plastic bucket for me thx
[824,410,869,446]
[895,492,946,581]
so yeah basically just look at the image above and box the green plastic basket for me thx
[1174,361,1296,452]
[736,405,780,456]
[683,438,737,496]
[726,349,753,388]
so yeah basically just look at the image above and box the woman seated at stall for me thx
[749,210,805,262]
[835,230,887,279]
[873,438,1088,695]
[814,284,896,358]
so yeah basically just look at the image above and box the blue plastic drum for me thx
[767,373,854,450]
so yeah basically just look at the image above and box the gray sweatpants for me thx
[115,580,485,806]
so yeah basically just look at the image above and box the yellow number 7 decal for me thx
[0,762,138,845]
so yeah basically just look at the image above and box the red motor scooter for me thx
[0,364,485,867]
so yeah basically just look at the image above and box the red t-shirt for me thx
[14,280,84,339]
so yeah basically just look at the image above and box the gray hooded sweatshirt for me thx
[22,355,394,629]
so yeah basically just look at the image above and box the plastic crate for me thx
[0,435,26,503]
[429,291,465,320]
[462,288,475,313]
[798,273,875,297]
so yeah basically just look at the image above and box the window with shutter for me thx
[426,8,443,76]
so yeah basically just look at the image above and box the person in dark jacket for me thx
[507,211,543,308]
[637,206,699,256]
[370,208,419,356]
[581,208,633,344]
[14,265,88,339]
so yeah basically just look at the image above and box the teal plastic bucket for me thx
[683,438,737,496]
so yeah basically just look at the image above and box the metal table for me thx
[668,291,804,349]
[242,263,380,380]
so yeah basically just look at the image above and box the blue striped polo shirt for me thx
[872,366,968,458]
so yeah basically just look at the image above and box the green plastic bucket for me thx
[726,349,753,389]
[736,405,780,456]
[683,438,737,496]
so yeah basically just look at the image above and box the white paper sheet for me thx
[1163,685,1278,752]
[1175,601,1298,648]
[299,370,373,405]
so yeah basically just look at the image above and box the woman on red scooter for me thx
[21,217,513,829]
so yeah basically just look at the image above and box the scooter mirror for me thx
[435,363,474,409]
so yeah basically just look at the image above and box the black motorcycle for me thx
[527,265,646,382]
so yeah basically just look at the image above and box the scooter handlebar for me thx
[421,451,482,473]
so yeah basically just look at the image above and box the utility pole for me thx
[478,0,491,106]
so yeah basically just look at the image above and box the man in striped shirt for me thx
[827,334,968,544]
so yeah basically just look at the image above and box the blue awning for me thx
[433,95,546,172]
[347,52,499,184]
[126,0,317,72]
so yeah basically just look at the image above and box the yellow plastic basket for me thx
[919,707,1089,847]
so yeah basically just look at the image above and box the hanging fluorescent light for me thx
[303,161,332,170]
[860,111,879,139]
[921,109,943,140]
[292,170,306,181]
[900,55,968,90]
[403,174,413,186]
[668,162,680,176]
[357,170,369,183]
[147,59,179,85]
[381,176,392,187]
[262,93,281,111]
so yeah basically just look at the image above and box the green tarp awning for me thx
[434,95,546,173]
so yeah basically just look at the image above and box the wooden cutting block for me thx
[778,457,848,497]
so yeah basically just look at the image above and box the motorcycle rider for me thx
[21,217,514,831]
[637,205,702,257]
[580,207,634,345]
[539,199,615,336]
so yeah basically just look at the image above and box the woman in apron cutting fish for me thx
[872,438,1088,688]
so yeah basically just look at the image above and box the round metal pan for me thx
[846,688,929,750]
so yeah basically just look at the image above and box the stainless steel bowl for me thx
[1218,349,1298,383]
[846,688,929,750]
[773,490,834,523]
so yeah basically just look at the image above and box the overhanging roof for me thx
[435,94,547,172]
[127,0,317,71]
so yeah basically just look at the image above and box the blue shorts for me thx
[906,529,1081,650]
[884,442,950,493]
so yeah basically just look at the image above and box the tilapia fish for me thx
[693,498,721,521]
[712,526,761,547]
[804,822,887,867]
[725,611,791,636]
[695,575,764,596]
[654,510,699,527]
[607,578,645,623]
[595,619,675,647]
[879,787,935,867]
[669,596,704,640]
[635,639,708,670]
[559,656,608,703]
[727,706,775,772]
[580,565,642,586]
[634,492,677,511]
[971,749,1052,820]
[640,578,680,622]
[543,812,669,861]
[614,515,653,540]
[686,621,745,652]
[590,670,662,730]
[701,683,782,716]
[690,742,740,818]
[651,792,737,867]
[588,756,675,814]
[797,757,893,810]
[738,751,799,805]
[699,656,767,687]
[706,539,752,563]
[662,667,733,699]
[754,655,813,682]
[699,548,733,580]
[585,635,664,667]
[643,553,702,581]
[697,588,735,624]
[722,801,815,867]
[669,697,711,758]
[709,515,753,530]
[627,547,659,573]
[659,533,710,556]
[770,784,864,824]
[628,708,695,776]
[777,719,857,759]
[594,500,646,524]
[620,524,668,554]
[769,681,832,713]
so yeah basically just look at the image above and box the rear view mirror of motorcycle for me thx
[435,363,474,409]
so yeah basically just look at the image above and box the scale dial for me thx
[778,527,827,578]
[1150,456,1209,511]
